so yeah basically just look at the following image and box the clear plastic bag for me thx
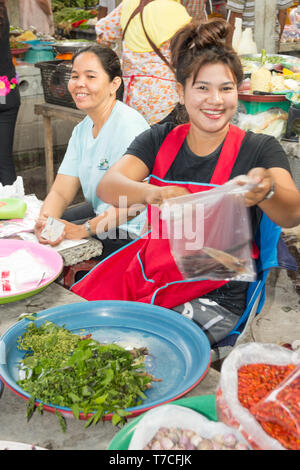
[251,365,300,441]
[215,343,300,450]
[238,108,288,139]
[161,178,256,282]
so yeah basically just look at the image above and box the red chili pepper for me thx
[72,19,88,28]
[251,366,300,442]
[237,363,300,450]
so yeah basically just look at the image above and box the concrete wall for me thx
[13,64,76,160]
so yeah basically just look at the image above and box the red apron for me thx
[71,124,246,308]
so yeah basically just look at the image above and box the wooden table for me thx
[34,103,85,191]
[0,282,220,450]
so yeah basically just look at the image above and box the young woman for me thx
[0,0,20,185]
[34,45,149,257]
[71,20,300,346]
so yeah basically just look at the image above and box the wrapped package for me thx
[0,198,27,220]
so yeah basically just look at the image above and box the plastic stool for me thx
[63,259,99,289]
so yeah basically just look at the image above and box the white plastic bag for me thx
[238,108,288,138]
[232,17,242,53]
[128,404,251,450]
[237,28,257,55]
[216,343,300,450]
[161,178,256,282]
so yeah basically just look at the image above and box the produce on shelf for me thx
[9,38,28,50]
[53,7,97,35]
[15,30,37,42]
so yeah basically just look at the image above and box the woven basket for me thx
[35,60,76,109]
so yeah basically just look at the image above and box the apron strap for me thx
[210,124,246,185]
[152,123,190,179]
[152,123,246,185]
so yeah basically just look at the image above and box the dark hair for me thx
[170,19,243,88]
[72,44,124,101]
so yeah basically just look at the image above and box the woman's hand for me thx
[145,185,190,205]
[34,214,66,247]
[234,168,274,207]
[57,219,88,240]
[35,216,88,246]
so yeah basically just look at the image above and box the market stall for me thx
[0,1,299,453]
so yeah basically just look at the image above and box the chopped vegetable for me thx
[9,39,28,50]
[17,321,156,432]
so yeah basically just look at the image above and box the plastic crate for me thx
[238,92,291,115]
[35,60,76,109]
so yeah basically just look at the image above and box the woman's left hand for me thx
[243,168,274,207]
[57,219,88,240]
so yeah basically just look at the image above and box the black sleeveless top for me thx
[0,4,16,79]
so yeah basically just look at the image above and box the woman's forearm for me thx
[39,190,70,219]
[90,205,145,236]
[258,185,300,228]
[245,167,300,229]
[98,172,153,207]
[39,174,80,219]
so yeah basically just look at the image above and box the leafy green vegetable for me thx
[17,321,154,432]
[242,54,288,64]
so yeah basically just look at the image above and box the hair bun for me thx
[194,18,229,49]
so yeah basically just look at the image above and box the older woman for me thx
[72,20,300,345]
[34,45,149,258]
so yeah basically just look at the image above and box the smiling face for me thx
[177,62,238,138]
[68,51,121,113]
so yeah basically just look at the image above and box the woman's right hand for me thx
[145,185,190,205]
[34,214,66,247]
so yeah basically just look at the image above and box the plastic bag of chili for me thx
[250,365,300,442]
[215,343,300,450]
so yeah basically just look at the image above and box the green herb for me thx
[242,54,288,64]
[17,322,154,432]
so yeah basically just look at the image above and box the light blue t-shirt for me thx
[58,100,149,236]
